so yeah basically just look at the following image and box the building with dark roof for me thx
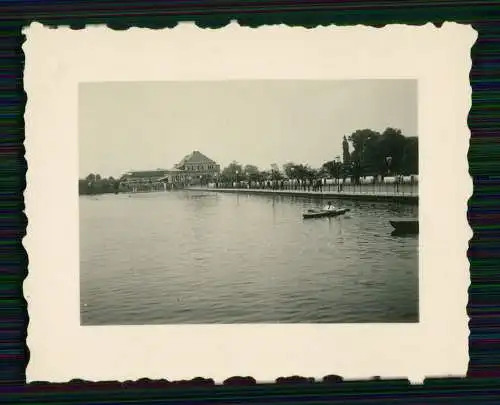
[174,150,220,174]
[120,151,220,191]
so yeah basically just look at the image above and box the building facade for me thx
[119,169,170,192]
[120,151,220,191]
[166,150,220,185]
[173,150,221,183]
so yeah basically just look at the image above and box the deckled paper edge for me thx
[22,21,475,384]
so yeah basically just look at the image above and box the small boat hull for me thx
[390,219,419,234]
[303,208,350,219]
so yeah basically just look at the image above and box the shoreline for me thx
[186,187,419,205]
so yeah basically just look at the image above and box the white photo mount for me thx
[23,22,474,384]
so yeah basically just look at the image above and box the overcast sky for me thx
[79,80,417,178]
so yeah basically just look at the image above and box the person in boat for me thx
[324,201,336,211]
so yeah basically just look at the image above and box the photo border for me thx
[23,21,471,384]
[1,0,498,404]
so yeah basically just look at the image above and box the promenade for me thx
[187,184,418,205]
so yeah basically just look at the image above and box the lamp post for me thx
[235,170,239,189]
[349,161,354,192]
[385,156,393,194]
[335,156,341,192]
[385,156,392,174]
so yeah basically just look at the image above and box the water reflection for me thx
[391,230,419,238]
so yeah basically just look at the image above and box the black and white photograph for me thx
[24,22,472,383]
[79,79,419,325]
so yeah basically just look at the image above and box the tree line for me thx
[79,174,121,195]
[218,127,417,185]
[340,127,418,178]
[79,127,418,194]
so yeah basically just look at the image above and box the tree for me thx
[342,136,351,164]
[349,127,419,177]
[259,170,272,181]
[221,161,243,182]
[113,178,121,192]
[243,164,259,175]
[322,160,342,182]
[243,164,260,181]
[401,137,418,175]
[380,127,407,174]
[282,162,296,179]
[84,173,98,194]
[269,163,283,180]
[283,162,313,180]
[345,127,416,177]
[352,160,362,184]
[79,173,122,195]
[79,179,89,194]
[348,129,380,166]
[322,161,336,178]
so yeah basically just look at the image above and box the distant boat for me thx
[390,218,419,234]
[303,207,350,219]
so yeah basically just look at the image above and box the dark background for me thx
[1,0,499,404]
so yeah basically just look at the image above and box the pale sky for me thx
[79,80,417,178]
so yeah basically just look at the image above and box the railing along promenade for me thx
[188,183,419,205]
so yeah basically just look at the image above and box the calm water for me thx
[80,191,419,324]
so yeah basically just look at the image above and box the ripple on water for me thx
[80,192,419,325]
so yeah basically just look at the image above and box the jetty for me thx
[186,187,418,205]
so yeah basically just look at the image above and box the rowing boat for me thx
[302,208,350,219]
